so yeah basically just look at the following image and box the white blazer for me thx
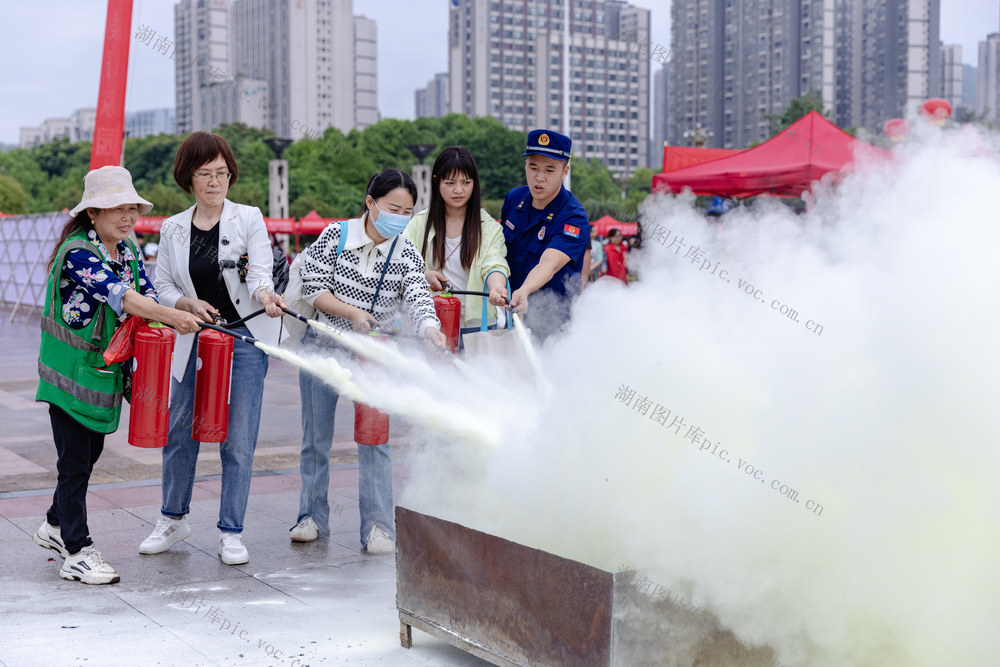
[155,199,282,381]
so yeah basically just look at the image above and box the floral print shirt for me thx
[59,228,157,329]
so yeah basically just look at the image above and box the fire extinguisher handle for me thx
[216,308,268,328]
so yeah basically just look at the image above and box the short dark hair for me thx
[361,169,418,215]
[609,228,622,238]
[173,131,239,194]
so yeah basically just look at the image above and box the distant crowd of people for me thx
[584,225,635,286]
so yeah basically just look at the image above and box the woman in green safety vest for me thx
[34,166,201,586]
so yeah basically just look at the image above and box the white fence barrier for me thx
[0,212,67,320]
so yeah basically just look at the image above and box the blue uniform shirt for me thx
[501,185,590,298]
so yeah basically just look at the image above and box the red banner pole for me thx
[90,0,134,170]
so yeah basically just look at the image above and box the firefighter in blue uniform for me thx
[502,129,590,339]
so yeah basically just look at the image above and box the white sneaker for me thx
[33,521,69,558]
[364,525,394,555]
[139,516,191,554]
[290,516,318,542]
[218,532,249,565]
[59,546,120,585]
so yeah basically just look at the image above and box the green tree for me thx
[350,118,437,173]
[33,137,91,177]
[141,182,192,217]
[768,90,831,135]
[289,194,338,219]
[569,158,622,219]
[0,174,28,213]
[436,115,526,199]
[0,149,49,211]
[49,176,85,212]
[287,129,375,218]
[619,168,655,220]
[124,134,184,193]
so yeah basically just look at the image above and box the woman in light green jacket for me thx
[403,146,512,328]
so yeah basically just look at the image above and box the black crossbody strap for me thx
[368,236,399,313]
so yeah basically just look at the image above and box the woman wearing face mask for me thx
[403,146,511,334]
[290,169,444,553]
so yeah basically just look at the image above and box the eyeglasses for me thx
[192,170,232,183]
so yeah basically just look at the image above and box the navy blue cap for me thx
[521,129,572,160]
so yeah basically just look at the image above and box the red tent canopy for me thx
[590,215,638,237]
[652,111,889,198]
[661,145,740,172]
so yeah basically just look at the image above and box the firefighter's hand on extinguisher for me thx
[508,288,529,315]
[425,270,448,292]
[424,326,447,351]
[256,287,286,318]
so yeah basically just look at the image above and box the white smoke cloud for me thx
[320,122,1000,665]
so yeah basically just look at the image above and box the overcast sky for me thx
[1,0,997,145]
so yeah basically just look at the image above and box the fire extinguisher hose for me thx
[280,307,456,359]
[216,308,268,329]
[197,321,260,346]
[439,282,515,312]
[437,288,489,298]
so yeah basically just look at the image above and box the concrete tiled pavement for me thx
[0,306,486,667]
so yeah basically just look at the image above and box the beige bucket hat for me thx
[69,165,153,217]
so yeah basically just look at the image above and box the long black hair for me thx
[47,212,93,270]
[422,146,483,272]
[360,168,418,217]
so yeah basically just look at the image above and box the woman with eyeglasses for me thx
[139,131,286,566]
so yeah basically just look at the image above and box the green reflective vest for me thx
[36,230,141,433]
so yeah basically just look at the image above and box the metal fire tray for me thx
[396,506,776,666]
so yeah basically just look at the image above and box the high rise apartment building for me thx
[354,16,379,129]
[670,0,836,149]
[978,33,1000,121]
[854,0,940,128]
[669,0,940,148]
[174,0,231,135]
[176,0,377,138]
[940,44,963,114]
[651,64,668,169]
[448,0,650,174]
[415,73,451,119]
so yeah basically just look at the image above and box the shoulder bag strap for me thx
[368,236,399,314]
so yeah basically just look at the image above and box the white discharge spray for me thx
[260,335,504,447]
[396,124,1000,666]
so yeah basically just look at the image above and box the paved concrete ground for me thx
[0,305,486,667]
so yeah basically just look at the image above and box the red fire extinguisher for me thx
[193,328,234,443]
[355,332,390,446]
[129,322,175,449]
[433,292,461,354]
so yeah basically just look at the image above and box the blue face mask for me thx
[371,200,411,238]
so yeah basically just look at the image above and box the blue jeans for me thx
[298,367,395,548]
[160,326,268,533]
